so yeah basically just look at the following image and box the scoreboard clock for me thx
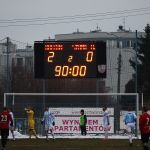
[34,41,106,78]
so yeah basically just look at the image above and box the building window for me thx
[112,40,117,48]
[125,40,134,48]
[117,41,122,48]
[126,40,131,48]
[25,57,33,70]
[17,58,24,66]
[131,40,134,48]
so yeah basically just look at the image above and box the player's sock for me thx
[29,129,32,138]
[32,129,38,138]
[46,131,49,140]
[12,131,15,140]
[46,130,50,140]
[129,133,132,143]
[51,130,55,140]
[1,139,5,148]
[46,135,49,140]
[104,130,108,139]
[1,138,7,149]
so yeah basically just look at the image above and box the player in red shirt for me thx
[139,106,150,150]
[0,107,13,150]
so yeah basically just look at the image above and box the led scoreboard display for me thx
[34,41,106,78]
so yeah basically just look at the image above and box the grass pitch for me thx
[6,138,148,150]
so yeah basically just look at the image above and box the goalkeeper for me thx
[24,106,38,139]
[41,107,55,140]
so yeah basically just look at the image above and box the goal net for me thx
[4,93,139,137]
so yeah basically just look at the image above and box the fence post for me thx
[136,93,139,138]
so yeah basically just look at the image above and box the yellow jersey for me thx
[26,110,35,129]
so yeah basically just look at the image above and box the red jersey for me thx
[0,111,13,129]
[139,112,150,134]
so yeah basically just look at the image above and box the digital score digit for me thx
[34,41,106,78]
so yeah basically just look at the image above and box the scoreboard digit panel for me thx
[34,41,106,78]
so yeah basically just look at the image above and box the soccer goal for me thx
[4,92,139,137]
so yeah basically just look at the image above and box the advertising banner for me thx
[49,108,114,134]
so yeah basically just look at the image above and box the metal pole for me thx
[12,94,15,112]
[4,93,6,107]
[135,31,139,138]
[136,93,139,138]
[141,93,144,107]
[117,51,122,94]
[43,79,46,109]
[135,30,138,93]
[116,48,122,133]
[96,79,100,107]
[6,37,9,93]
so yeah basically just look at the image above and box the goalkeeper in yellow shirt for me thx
[24,106,38,139]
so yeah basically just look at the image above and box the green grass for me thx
[5,139,148,150]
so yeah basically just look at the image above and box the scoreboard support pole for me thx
[42,79,46,112]
[96,79,101,107]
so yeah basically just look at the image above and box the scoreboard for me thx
[34,41,106,78]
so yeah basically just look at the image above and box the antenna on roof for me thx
[123,18,126,30]
[96,24,101,31]
[96,24,99,30]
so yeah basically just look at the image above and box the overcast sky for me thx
[0,0,150,45]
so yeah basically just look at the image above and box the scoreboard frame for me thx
[34,41,106,78]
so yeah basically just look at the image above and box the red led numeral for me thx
[72,44,88,50]
[45,44,63,51]
[72,44,96,50]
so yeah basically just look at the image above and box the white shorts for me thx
[126,123,135,133]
